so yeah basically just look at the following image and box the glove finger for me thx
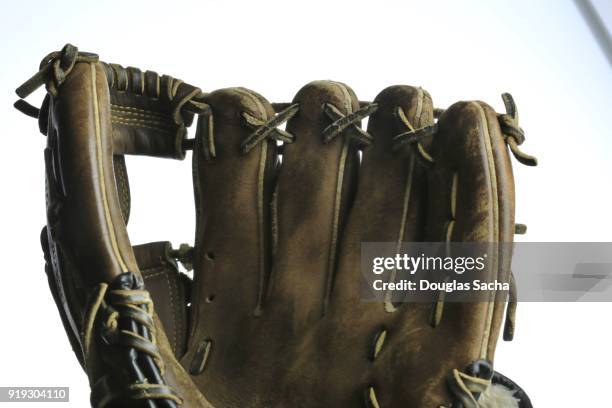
[373,100,516,407]
[269,80,361,326]
[187,87,278,365]
[419,100,514,358]
[330,85,433,313]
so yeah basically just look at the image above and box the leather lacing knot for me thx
[392,106,436,167]
[445,360,493,408]
[85,272,182,407]
[322,102,378,146]
[498,93,537,166]
[393,93,538,168]
[14,44,98,118]
[240,103,300,154]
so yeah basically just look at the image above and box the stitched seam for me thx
[111,109,171,122]
[91,63,128,273]
[111,113,173,126]
[110,104,170,119]
[111,119,175,133]
[110,116,174,128]
[169,270,180,354]
[167,270,177,352]
[142,266,178,352]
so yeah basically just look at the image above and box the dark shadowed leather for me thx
[36,52,211,407]
[102,63,200,159]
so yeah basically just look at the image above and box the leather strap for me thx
[133,241,191,358]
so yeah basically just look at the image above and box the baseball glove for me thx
[16,44,536,408]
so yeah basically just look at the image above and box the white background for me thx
[1,0,611,406]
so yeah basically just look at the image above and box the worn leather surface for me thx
[179,83,518,407]
[49,61,139,285]
[425,100,515,364]
[40,55,211,407]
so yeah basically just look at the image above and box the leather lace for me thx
[241,103,300,154]
[322,102,378,146]
[86,273,182,407]
[498,93,538,166]
[392,106,435,166]
[392,93,538,167]
[14,44,98,119]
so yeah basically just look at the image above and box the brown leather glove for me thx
[17,44,536,408]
